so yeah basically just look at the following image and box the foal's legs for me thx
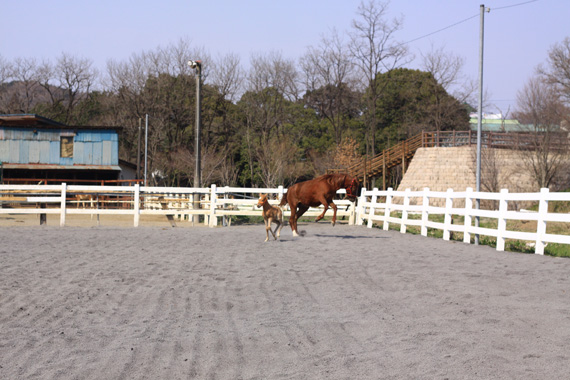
[265,217,276,242]
[274,210,283,238]
[273,219,282,239]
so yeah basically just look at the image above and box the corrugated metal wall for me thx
[0,128,119,165]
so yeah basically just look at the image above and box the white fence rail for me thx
[2,183,570,255]
[355,187,570,255]
[0,183,356,228]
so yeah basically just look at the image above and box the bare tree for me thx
[539,37,570,106]
[207,53,244,154]
[255,136,303,188]
[514,76,570,190]
[421,45,464,91]
[4,57,43,113]
[36,53,98,124]
[247,51,299,102]
[211,52,244,103]
[301,30,360,145]
[217,155,240,186]
[420,45,471,132]
[349,0,410,157]
[0,55,10,83]
[104,38,210,185]
[0,55,14,113]
[420,44,481,105]
[240,51,300,185]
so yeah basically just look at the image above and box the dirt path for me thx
[1,223,569,379]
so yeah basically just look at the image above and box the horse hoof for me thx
[293,231,299,237]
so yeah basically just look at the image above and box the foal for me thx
[256,194,284,242]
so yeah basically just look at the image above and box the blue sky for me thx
[2,0,568,114]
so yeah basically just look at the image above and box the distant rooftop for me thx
[468,113,537,132]
[469,112,504,120]
[0,114,65,127]
[0,114,121,130]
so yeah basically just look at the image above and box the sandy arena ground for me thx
[1,215,570,379]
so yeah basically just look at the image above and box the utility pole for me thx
[475,4,490,245]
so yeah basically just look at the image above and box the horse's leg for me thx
[272,219,280,240]
[315,196,332,222]
[264,218,271,242]
[315,203,329,222]
[330,201,338,226]
[267,217,276,241]
[291,205,309,237]
[296,204,309,217]
[289,202,299,236]
[276,211,283,238]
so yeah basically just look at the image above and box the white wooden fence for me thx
[355,187,570,255]
[2,183,570,255]
[0,183,356,228]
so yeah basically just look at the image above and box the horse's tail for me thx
[279,195,288,207]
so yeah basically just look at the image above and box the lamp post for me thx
[188,60,202,223]
[144,114,149,186]
[188,60,202,188]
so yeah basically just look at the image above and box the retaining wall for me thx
[396,146,569,207]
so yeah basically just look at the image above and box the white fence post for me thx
[60,183,67,227]
[401,188,411,234]
[443,188,453,241]
[348,199,356,225]
[209,184,217,227]
[463,187,474,243]
[496,188,509,251]
[421,187,429,237]
[383,188,393,231]
[356,187,366,226]
[134,184,140,227]
[366,187,378,228]
[202,191,209,226]
[222,186,230,227]
[367,188,378,229]
[535,188,549,255]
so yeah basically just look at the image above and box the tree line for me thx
[1,1,568,190]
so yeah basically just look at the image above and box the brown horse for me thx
[279,173,360,237]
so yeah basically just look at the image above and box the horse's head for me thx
[256,194,268,208]
[344,175,360,202]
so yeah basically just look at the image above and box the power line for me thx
[397,0,539,47]
[398,14,478,47]
[492,0,538,11]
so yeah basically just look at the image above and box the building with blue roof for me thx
[0,114,123,183]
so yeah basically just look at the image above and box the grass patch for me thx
[374,210,570,257]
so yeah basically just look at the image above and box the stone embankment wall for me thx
[395,146,568,208]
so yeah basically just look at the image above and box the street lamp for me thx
[188,60,202,223]
[188,60,202,188]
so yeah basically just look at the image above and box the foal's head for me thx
[256,194,268,208]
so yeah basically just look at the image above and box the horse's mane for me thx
[316,173,348,188]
